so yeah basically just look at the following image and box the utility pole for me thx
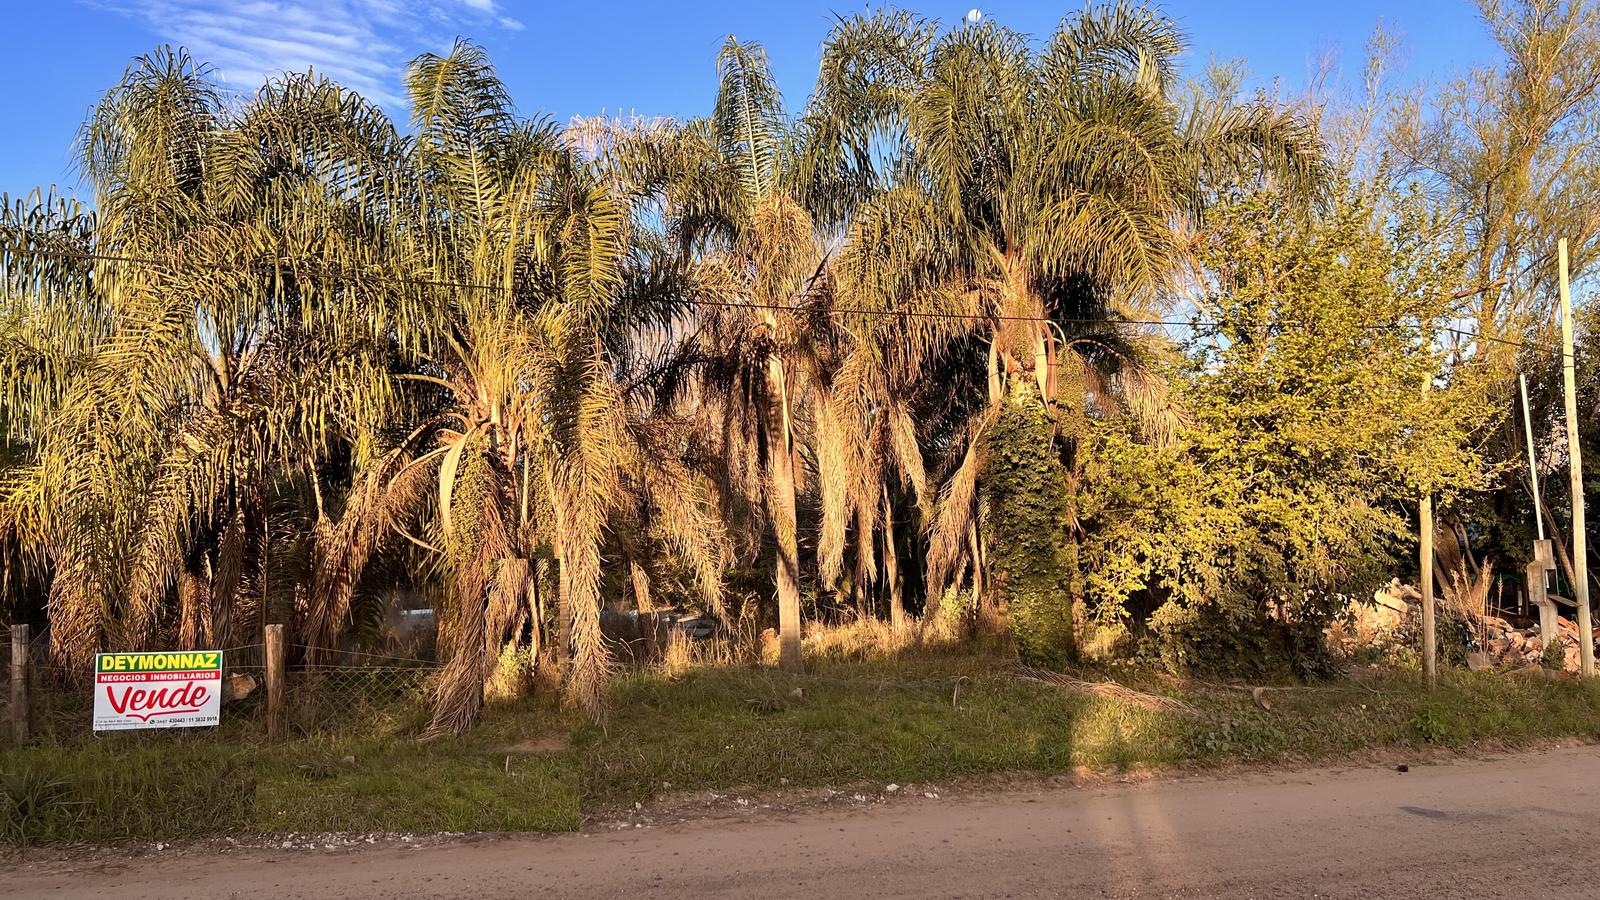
[1558,238,1595,678]
[1420,369,1436,688]
[1520,373,1545,541]
[1421,492,1436,688]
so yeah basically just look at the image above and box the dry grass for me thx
[792,616,995,664]
[638,614,960,678]
[660,628,736,676]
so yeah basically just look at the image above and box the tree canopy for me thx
[1,0,1594,730]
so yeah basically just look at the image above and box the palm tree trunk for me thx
[967,521,984,630]
[884,486,905,630]
[854,503,872,619]
[765,355,803,672]
[177,565,209,650]
[987,381,1076,666]
[555,545,572,668]
[630,559,653,612]
[527,568,544,665]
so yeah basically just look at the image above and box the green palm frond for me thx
[714,37,787,205]
[407,40,518,228]
[1042,1,1184,93]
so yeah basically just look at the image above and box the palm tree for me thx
[809,3,1325,661]
[306,43,731,732]
[608,38,830,671]
[1,189,105,623]
[0,42,724,732]
[1,50,410,668]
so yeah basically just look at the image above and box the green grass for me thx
[0,694,580,844]
[252,738,577,833]
[7,650,1600,844]
[578,653,1600,808]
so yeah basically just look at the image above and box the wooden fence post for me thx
[10,624,28,744]
[265,624,284,740]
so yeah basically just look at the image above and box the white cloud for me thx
[90,0,524,110]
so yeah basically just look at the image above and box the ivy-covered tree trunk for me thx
[986,383,1076,668]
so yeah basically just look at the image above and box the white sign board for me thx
[93,651,223,731]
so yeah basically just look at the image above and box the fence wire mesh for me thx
[2,630,441,744]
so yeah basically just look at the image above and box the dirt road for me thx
[6,745,1598,899]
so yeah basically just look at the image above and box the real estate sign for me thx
[93,651,223,731]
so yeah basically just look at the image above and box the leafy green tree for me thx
[1077,184,1499,674]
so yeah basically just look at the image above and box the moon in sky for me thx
[967,9,982,24]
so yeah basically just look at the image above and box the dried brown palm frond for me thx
[630,440,734,619]
[304,443,436,660]
[424,442,517,738]
[813,387,853,588]
[924,407,998,607]
[1011,664,1196,714]
[545,369,630,716]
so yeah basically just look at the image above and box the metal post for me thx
[1559,238,1595,678]
[1529,539,1559,648]
[1420,364,1437,688]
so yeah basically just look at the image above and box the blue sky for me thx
[2,1,1497,200]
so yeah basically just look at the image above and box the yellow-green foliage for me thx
[1075,185,1500,673]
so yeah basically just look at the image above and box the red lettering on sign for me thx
[103,683,210,721]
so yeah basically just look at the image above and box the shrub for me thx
[1148,595,1345,681]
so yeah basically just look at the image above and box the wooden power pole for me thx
[1558,238,1595,678]
[1421,492,1436,688]
[1420,366,1437,688]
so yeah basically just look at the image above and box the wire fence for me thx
[0,628,442,745]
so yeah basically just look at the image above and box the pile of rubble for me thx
[1351,579,1596,673]
[1477,614,1587,672]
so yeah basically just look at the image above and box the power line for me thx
[0,240,1566,355]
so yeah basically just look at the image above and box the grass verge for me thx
[6,648,1600,843]
[578,651,1600,808]
[0,695,580,845]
